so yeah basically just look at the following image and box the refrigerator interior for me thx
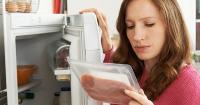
[16,32,71,105]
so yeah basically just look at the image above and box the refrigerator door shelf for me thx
[54,69,71,75]
[10,13,64,28]
[55,70,71,81]
[62,13,104,105]
[18,79,41,93]
[7,13,65,36]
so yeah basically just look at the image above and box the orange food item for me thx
[17,65,37,86]
[81,74,134,105]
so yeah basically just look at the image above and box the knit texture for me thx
[153,65,200,105]
[103,46,115,63]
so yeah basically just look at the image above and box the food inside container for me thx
[47,39,70,71]
[6,1,18,13]
[17,65,37,86]
[55,45,70,69]
[5,0,39,13]
[17,0,26,12]
[69,60,140,104]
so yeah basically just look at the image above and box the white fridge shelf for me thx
[18,79,41,93]
[6,13,65,36]
[54,69,71,75]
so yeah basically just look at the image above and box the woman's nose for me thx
[133,27,145,41]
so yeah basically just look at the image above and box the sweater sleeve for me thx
[103,47,118,105]
[103,46,115,63]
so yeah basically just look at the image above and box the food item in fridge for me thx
[6,1,18,13]
[25,2,32,13]
[48,39,70,70]
[17,65,37,86]
[55,47,69,68]
[17,0,27,12]
[81,74,134,105]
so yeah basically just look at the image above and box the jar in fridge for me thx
[55,44,70,69]
[47,39,71,70]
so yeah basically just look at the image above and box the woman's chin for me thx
[136,54,152,61]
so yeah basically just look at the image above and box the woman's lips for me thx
[134,45,150,53]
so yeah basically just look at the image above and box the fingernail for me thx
[138,89,145,95]
[124,89,130,94]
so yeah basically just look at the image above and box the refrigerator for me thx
[2,12,105,105]
[0,13,7,105]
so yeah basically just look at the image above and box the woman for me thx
[80,0,200,105]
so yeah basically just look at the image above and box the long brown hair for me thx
[112,0,191,101]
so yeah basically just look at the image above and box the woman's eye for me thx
[127,25,135,29]
[145,23,155,27]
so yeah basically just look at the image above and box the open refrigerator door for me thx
[63,13,104,105]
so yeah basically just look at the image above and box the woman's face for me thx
[126,0,166,62]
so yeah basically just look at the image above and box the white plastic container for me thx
[70,60,140,89]
[69,60,141,105]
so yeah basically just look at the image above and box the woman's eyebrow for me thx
[126,17,157,22]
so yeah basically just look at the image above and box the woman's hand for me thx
[124,89,154,105]
[80,8,112,53]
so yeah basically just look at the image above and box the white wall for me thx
[38,0,196,49]
[68,0,122,36]
[37,0,122,36]
[178,0,196,50]
[37,0,53,14]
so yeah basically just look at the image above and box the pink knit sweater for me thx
[153,65,200,105]
[104,49,200,105]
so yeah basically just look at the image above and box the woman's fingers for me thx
[79,8,112,52]
[125,89,154,105]
[129,100,142,105]
[80,8,112,52]
[79,8,97,14]
[138,89,146,96]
